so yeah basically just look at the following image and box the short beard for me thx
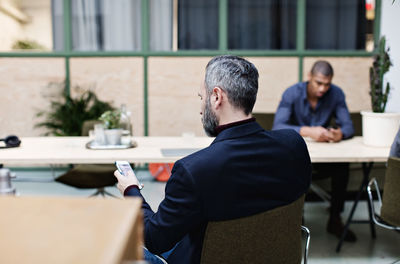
[202,98,219,137]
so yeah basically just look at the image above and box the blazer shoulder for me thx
[270,128,301,138]
[178,145,216,169]
[268,129,307,148]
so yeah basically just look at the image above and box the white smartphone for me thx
[115,160,143,189]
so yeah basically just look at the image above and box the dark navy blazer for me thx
[125,121,312,264]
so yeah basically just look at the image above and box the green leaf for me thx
[35,83,116,136]
[369,36,392,113]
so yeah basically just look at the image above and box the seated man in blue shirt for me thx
[273,60,356,242]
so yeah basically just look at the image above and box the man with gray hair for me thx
[273,60,356,242]
[114,55,312,264]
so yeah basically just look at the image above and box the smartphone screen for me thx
[115,161,133,176]
[115,161,143,189]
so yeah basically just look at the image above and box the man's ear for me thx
[211,87,223,109]
[307,72,312,81]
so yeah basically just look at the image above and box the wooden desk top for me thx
[305,136,390,163]
[0,196,143,264]
[0,136,213,165]
[0,136,390,165]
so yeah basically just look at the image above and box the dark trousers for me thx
[312,163,350,216]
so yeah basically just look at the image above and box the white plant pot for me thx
[361,111,400,147]
[104,129,122,145]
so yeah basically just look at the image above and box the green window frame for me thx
[0,0,381,136]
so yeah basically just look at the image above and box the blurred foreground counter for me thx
[0,196,143,264]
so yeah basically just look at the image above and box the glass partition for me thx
[53,0,142,51]
[228,0,297,50]
[0,0,53,52]
[178,0,219,50]
[306,0,374,51]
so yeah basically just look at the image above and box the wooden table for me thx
[0,136,214,165]
[0,196,143,264]
[0,136,390,165]
[0,136,391,252]
[305,136,389,163]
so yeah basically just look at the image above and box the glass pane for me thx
[52,0,64,51]
[178,0,218,50]
[306,0,372,50]
[228,0,297,50]
[69,0,141,51]
[0,0,54,52]
[149,0,173,51]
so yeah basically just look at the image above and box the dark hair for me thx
[311,60,334,77]
[205,55,259,115]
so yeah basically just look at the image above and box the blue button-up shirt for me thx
[272,82,354,139]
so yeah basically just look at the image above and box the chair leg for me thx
[89,187,119,198]
[366,184,377,238]
[301,225,310,264]
[89,189,101,197]
[102,189,119,198]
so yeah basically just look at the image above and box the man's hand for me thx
[300,126,343,142]
[114,169,141,194]
[328,127,343,142]
[300,126,331,142]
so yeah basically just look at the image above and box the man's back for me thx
[114,55,314,264]
[186,121,311,220]
[162,121,312,263]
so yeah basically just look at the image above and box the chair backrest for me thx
[201,195,305,264]
[381,157,400,226]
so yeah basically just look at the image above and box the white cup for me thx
[94,124,106,145]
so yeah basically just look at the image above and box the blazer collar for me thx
[211,120,264,144]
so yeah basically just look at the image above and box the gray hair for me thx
[205,55,259,115]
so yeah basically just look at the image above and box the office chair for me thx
[301,225,311,264]
[366,157,400,231]
[55,120,118,197]
[149,163,174,182]
[200,195,310,264]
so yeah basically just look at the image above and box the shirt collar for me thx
[302,81,332,102]
[215,117,256,135]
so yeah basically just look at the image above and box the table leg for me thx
[363,163,376,239]
[336,162,374,252]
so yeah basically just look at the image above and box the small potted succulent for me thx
[361,36,400,147]
[99,109,123,145]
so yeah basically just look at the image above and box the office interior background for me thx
[1,1,400,263]
[0,0,399,139]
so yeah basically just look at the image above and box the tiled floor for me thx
[9,167,400,263]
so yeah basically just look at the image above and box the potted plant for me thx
[361,36,400,147]
[36,82,115,136]
[99,109,123,145]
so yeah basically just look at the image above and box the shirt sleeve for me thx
[124,161,204,255]
[272,89,301,134]
[334,90,354,139]
[390,128,400,157]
